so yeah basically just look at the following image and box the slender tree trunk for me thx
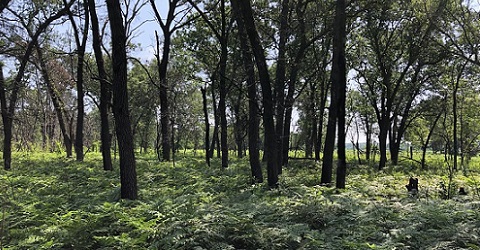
[315,90,327,161]
[421,111,442,169]
[453,70,459,171]
[0,64,12,170]
[68,0,89,162]
[88,0,112,170]
[106,0,138,200]
[219,42,229,169]
[274,0,290,173]
[236,0,278,188]
[335,0,347,190]
[233,96,244,158]
[35,43,73,158]
[365,117,372,161]
[154,31,172,162]
[201,87,210,166]
[232,0,263,182]
[209,80,220,159]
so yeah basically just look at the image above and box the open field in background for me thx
[1,151,480,249]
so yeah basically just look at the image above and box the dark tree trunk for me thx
[281,0,312,167]
[201,87,210,166]
[321,89,337,184]
[378,117,389,170]
[365,117,372,161]
[68,0,89,162]
[35,43,73,158]
[232,0,263,182]
[274,0,290,173]
[453,67,460,171]
[154,31,171,162]
[315,86,328,161]
[88,0,112,170]
[236,0,278,188]
[0,64,12,170]
[310,85,318,160]
[106,0,138,200]
[219,41,229,169]
[334,0,347,189]
[233,95,245,159]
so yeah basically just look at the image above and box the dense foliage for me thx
[1,152,480,249]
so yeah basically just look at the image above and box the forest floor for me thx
[1,152,480,249]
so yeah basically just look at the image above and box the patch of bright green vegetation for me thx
[1,152,480,249]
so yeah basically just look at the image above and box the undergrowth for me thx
[0,152,479,249]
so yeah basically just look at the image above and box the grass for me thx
[1,151,480,249]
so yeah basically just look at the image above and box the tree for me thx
[321,0,347,187]
[88,0,113,171]
[66,0,90,161]
[150,0,193,162]
[352,0,447,169]
[106,0,137,199]
[188,0,232,169]
[233,0,278,188]
[231,0,263,182]
[33,42,74,158]
[0,0,74,170]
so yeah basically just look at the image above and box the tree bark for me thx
[217,0,229,169]
[67,0,89,161]
[201,87,210,166]
[232,0,263,182]
[0,63,12,170]
[154,30,171,161]
[334,0,347,189]
[106,0,138,200]
[378,116,389,170]
[274,0,290,173]
[235,0,278,188]
[88,0,112,171]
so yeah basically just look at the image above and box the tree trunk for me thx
[274,0,290,173]
[324,0,347,189]
[219,41,229,169]
[453,68,460,171]
[332,0,347,189]
[201,87,210,166]
[0,64,12,170]
[365,117,372,161]
[106,0,138,200]
[378,117,389,170]
[88,0,113,171]
[315,88,327,161]
[68,0,89,162]
[232,0,263,182]
[236,0,278,188]
[35,43,73,158]
[209,80,220,159]
[233,95,244,159]
[154,31,171,162]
